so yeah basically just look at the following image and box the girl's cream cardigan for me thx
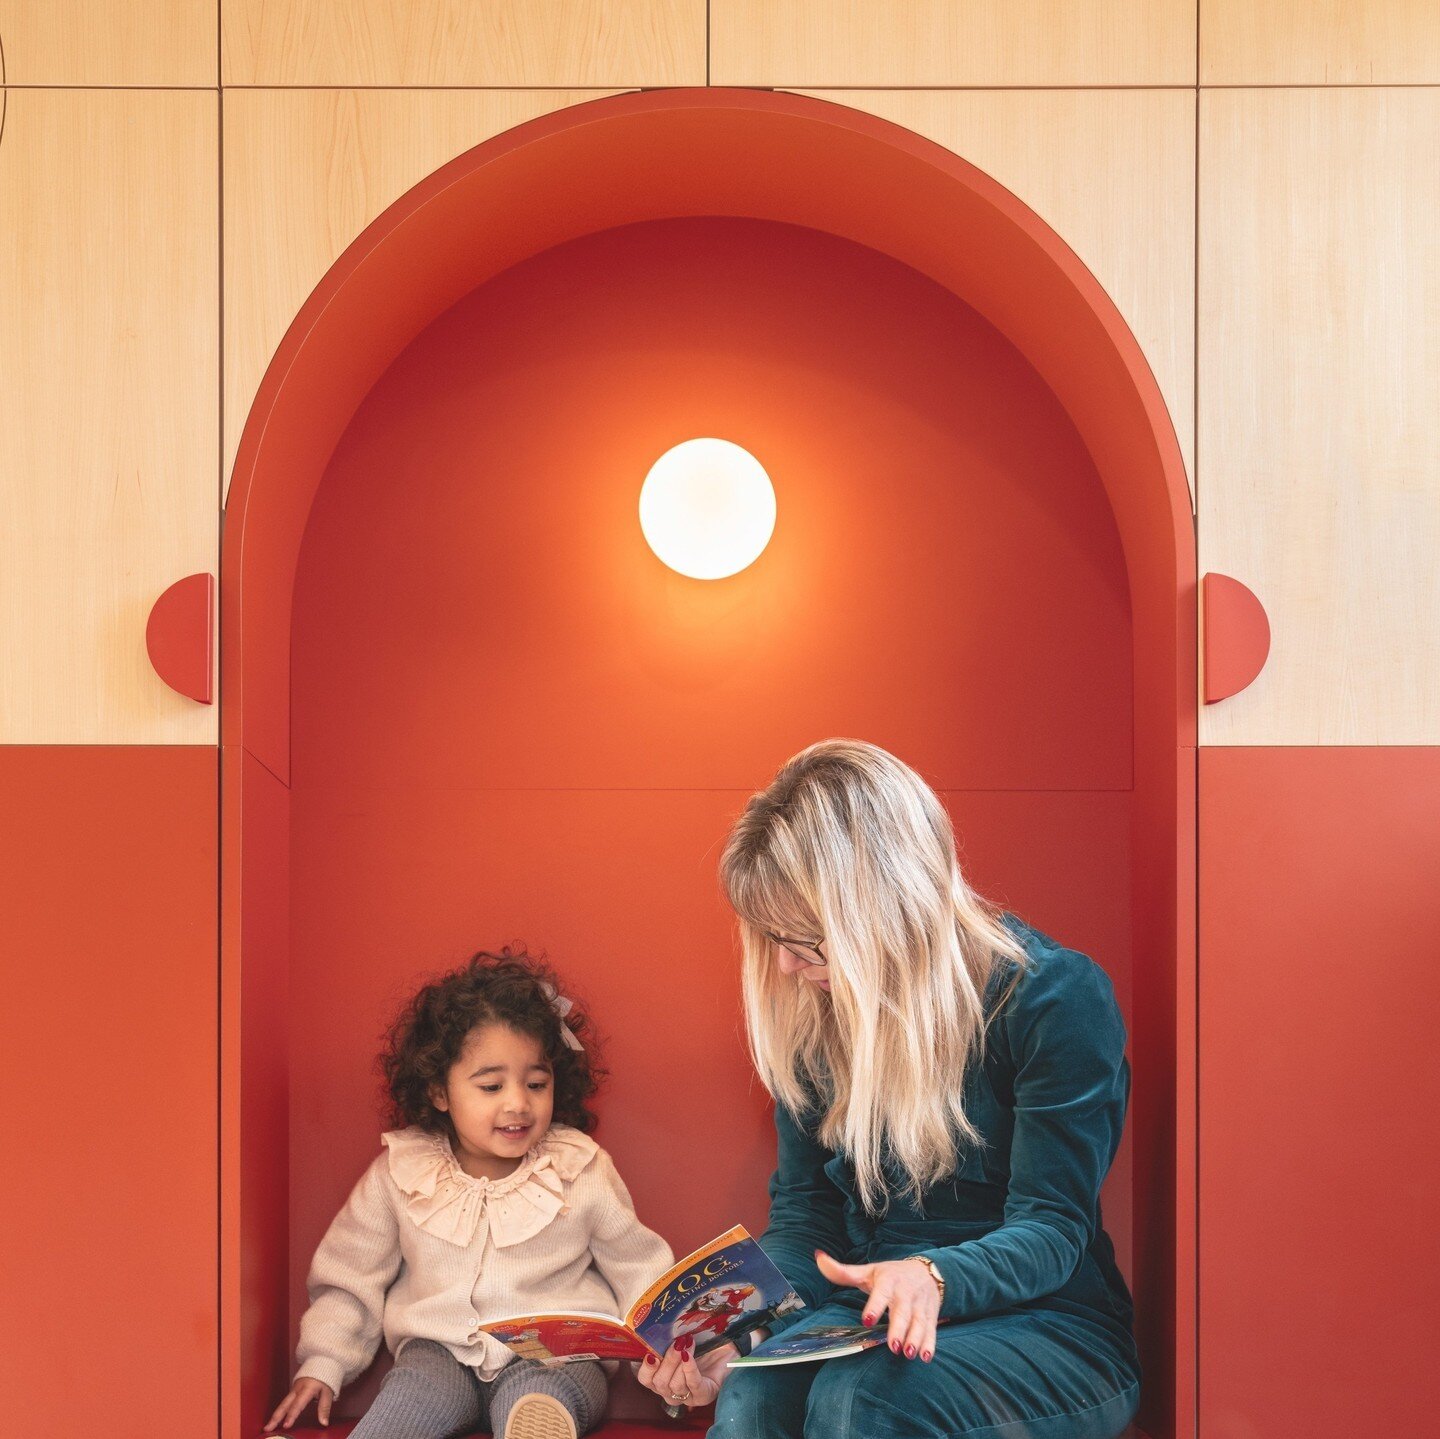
[295,1123,674,1397]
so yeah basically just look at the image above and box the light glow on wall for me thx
[639,438,776,579]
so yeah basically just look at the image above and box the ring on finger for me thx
[669,1391,692,1405]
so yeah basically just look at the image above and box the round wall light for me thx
[639,438,776,579]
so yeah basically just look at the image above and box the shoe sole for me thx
[503,1392,579,1439]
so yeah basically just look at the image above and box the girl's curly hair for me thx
[378,948,604,1137]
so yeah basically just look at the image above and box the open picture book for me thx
[480,1224,806,1365]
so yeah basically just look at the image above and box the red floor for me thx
[275,1424,1148,1438]
[275,1422,710,1438]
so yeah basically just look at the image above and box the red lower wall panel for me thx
[1199,746,1440,1438]
[0,746,218,1438]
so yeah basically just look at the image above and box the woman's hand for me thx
[635,1334,734,1411]
[815,1248,941,1363]
[264,1376,334,1431]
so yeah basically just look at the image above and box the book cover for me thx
[627,1225,806,1358]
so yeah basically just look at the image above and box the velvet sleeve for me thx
[758,1096,851,1333]
[917,946,1129,1321]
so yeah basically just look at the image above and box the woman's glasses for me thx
[764,932,827,968]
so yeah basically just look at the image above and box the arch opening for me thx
[221,89,1196,1439]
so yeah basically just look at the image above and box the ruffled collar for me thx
[382,1124,599,1250]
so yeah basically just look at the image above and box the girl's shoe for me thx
[502,1392,579,1439]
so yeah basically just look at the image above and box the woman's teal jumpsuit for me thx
[709,914,1142,1439]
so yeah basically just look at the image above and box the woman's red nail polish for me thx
[644,1355,656,1365]
[889,1341,900,1353]
[905,1345,916,1358]
[862,1314,875,1326]
[922,1351,933,1363]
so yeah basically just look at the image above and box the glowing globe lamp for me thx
[639,438,776,579]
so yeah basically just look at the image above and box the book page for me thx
[478,1312,647,1364]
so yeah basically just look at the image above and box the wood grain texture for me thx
[1202,0,1440,85]
[0,90,219,743]
[1198,88,1440,745]
[0,0,214,85]
[222,0,703,85]
[713,0,1196,86]
[222,88,623,495]
[795,90,1196,494]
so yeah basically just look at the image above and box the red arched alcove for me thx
[221,89,1196,1439]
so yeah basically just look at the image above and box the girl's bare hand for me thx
[264,1376,334,1431]
[815,1248,942,1362]
[635,1335,734,1410]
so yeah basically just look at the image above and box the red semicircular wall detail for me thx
[1203,572,1271,704]
[146,572,215,704]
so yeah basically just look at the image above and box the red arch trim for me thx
[219,88,1196,1439]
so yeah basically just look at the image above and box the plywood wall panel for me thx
[222,0,702,86]
[0,90,218,744]
[1199,89,1440,745]
[1202,0,1440,85]
[222,88,623,495]
[0,0,214,85]
[713,0,1196,86]
[796,90,1195,494]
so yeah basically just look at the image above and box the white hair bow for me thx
[540,981,585,1052]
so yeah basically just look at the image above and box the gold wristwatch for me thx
[910,1254,946,1305]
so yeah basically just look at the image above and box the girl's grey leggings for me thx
[348,1339,608,1438]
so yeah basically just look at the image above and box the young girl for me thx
[265,949,674,1439]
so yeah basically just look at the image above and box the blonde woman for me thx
[636,740,1141,1438]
